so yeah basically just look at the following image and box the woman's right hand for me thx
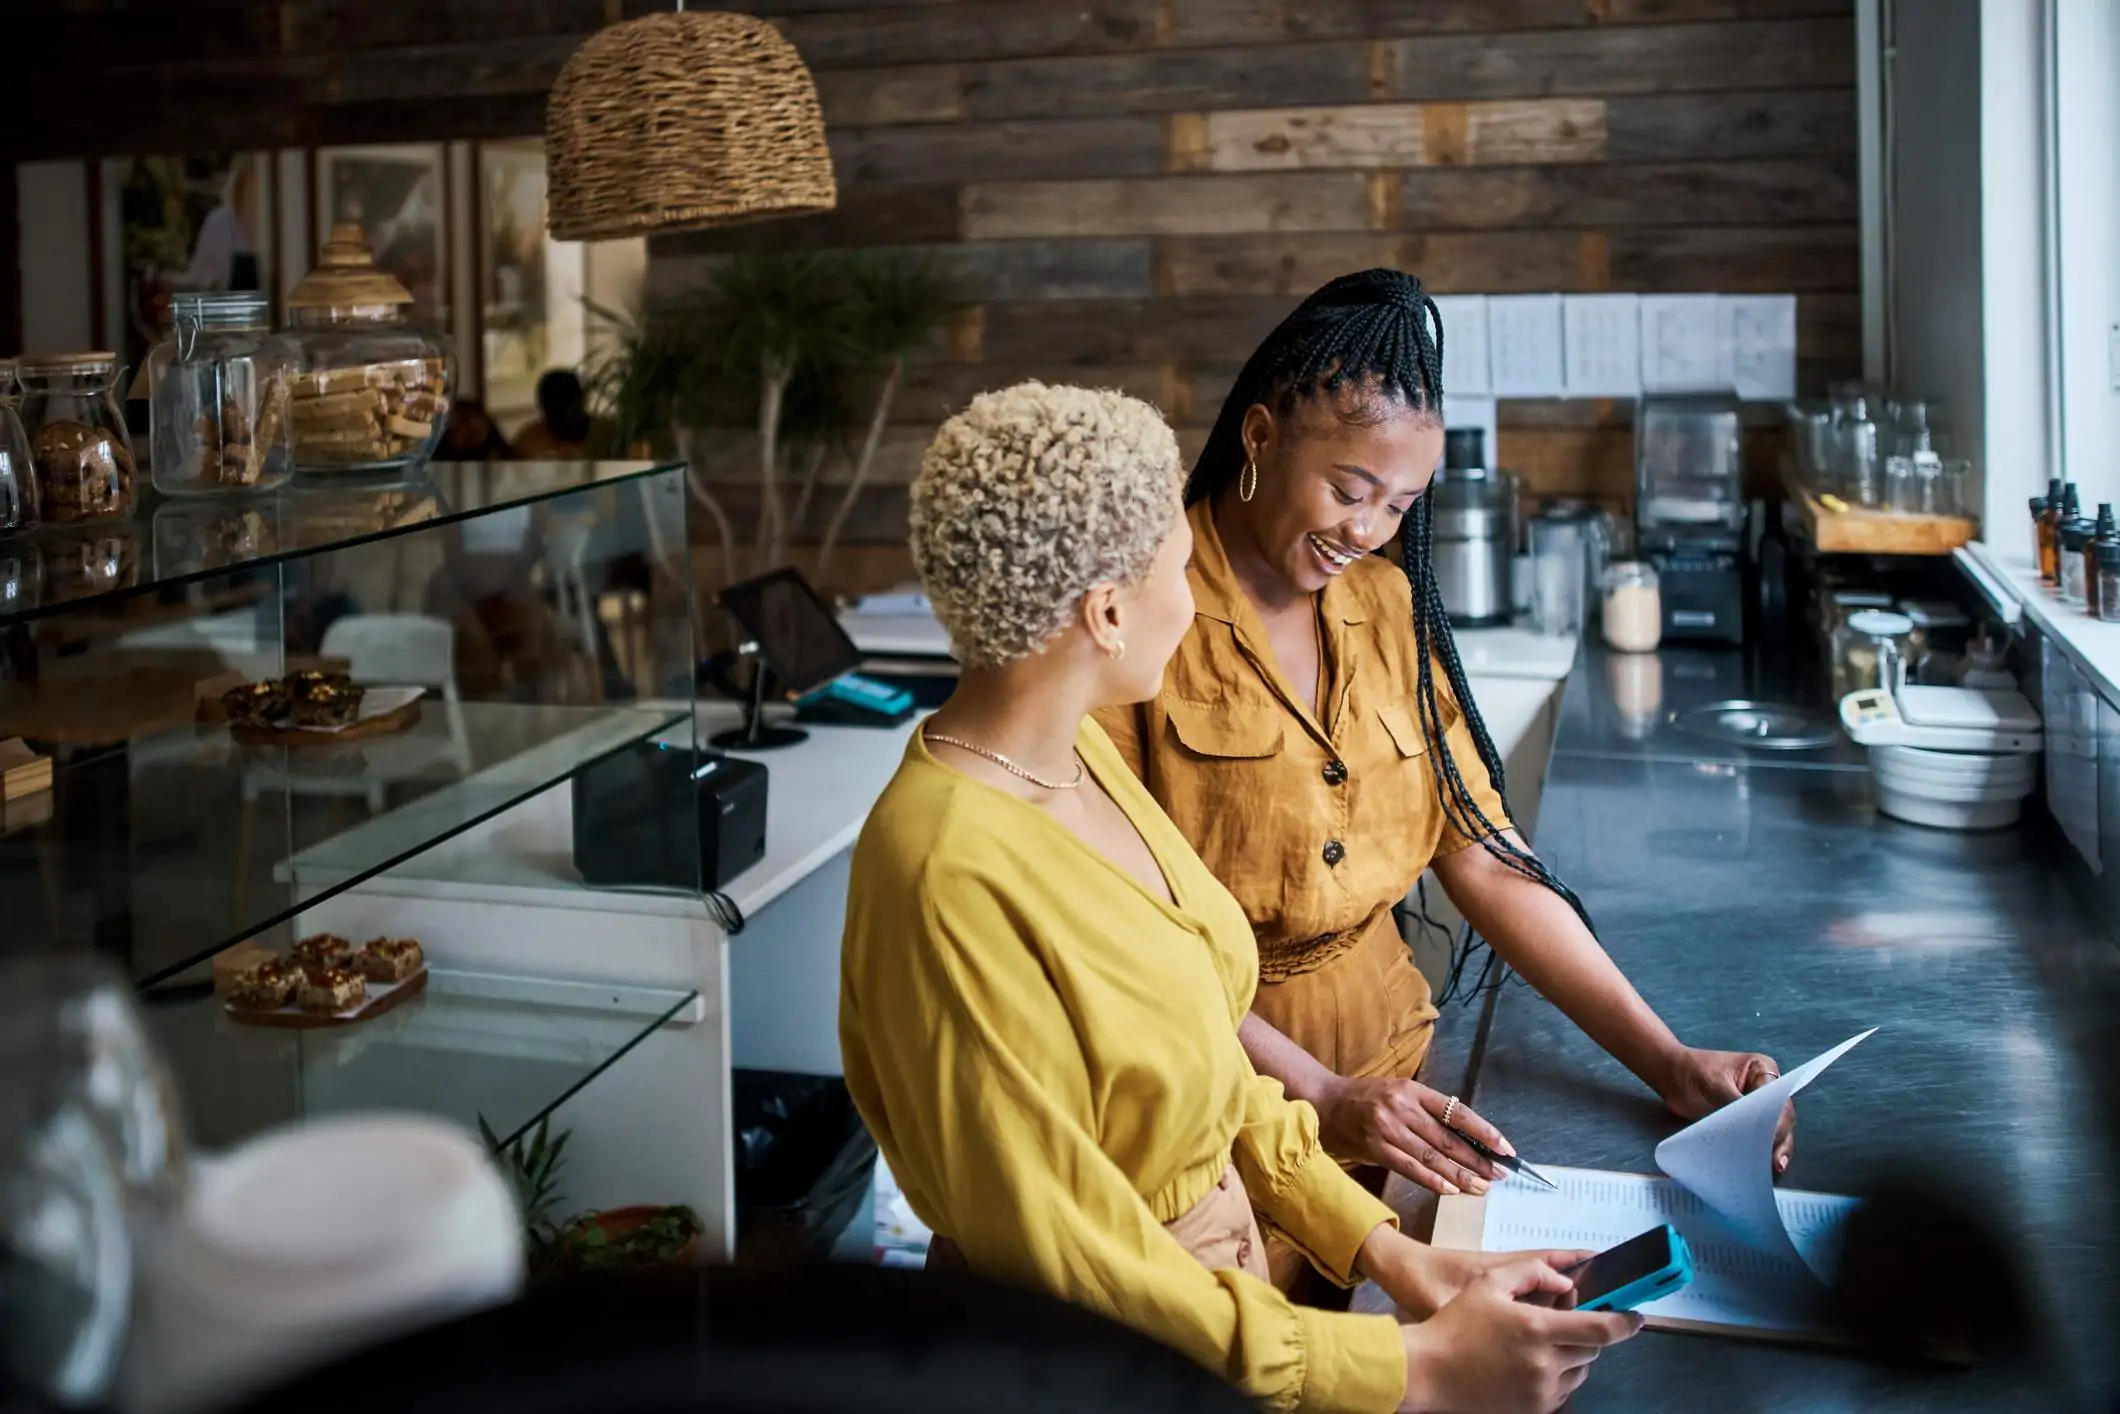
[1398,1256,1642,1414]
[1313,1075,1510,1195]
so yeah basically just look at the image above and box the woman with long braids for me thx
[1093,270,1793,1241]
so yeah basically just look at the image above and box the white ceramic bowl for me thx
[125,1113,522,1414]
[1875,787,2025,831]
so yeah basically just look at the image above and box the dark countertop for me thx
[1419,645,2120,1411]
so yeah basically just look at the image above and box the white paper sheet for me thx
[1487,294,1566,397]
[1562,294,1642,398]
[1639,295,1725,392]
[1654,1028,1875,1280]
[1717,294,1798,400]
[1431,294,1491,396]
[1480,1167,1857,1334]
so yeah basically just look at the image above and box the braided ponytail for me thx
[1191,270,1597,987]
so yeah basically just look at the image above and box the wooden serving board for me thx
[1782,466,1977,557]
[225,964,428,1029]
[0,737,52,801]
[231,696,422,747]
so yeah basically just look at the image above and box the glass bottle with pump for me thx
[2090,504,2119,618]
[2061,519,2094,605]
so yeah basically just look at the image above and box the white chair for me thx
[242,612,473,819]
[543,513,605,701]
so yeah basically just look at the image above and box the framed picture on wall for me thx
[478,139,586,437]
[313,143,449,329]
[98,152,277,379]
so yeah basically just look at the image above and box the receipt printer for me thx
[572,740,768,892]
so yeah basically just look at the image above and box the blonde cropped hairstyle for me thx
[909,382,1183,669]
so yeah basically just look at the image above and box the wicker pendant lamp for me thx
[546,6,837,242]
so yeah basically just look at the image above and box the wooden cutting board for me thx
[224,964,428,1029]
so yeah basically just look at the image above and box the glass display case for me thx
[0,461,702,1149]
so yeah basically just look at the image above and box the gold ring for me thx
[1441,1095,1460,1128]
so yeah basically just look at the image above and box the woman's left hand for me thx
[1361,1227,1592,1320]
[1658,1048,1795,1175]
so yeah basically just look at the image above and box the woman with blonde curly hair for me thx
[838,381,1638,1414]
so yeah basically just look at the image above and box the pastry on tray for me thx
[355,936,424,983]
[284,668,353,695]
[290,678,365,728]
[222,680,291,728]
[227,957,302,1011]
[299,965,368,1014]
[290,933,351,970]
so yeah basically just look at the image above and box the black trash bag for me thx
[733,1070,877,1264]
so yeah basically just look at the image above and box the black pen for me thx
[1447,1126,1559,1191]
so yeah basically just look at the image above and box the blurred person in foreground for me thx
[838,381,1639,1414]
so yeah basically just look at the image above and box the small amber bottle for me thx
[2038,479,2064,582]
[2032,495,2051,578]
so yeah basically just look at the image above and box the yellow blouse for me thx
[840,720,1408,1414]
[1096,498,1512,982]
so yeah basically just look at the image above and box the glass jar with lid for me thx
[152,497,284,580]
[1601,560,1662,653]
[148,292,297,497]
[280,223,453,479]
[42,526,140,600]
[0,360,38,533]
[1831,609,1915,702]
[14,353,137,524]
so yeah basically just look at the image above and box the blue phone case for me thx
[1575,1227,1696,1313]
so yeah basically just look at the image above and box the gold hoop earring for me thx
[1239,457,1258,503]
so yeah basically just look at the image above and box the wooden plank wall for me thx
[14,0,1859,555]
[654,0,1863,547]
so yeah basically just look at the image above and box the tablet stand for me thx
[710,643,808,751]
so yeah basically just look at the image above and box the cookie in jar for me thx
[281,223,453,477]
[15,353,137,523]
[148,292,297,497]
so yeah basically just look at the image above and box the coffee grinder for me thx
[1634,394,1746,645]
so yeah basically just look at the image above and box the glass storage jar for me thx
[0,361,38,532]
[152,498,283,580]
[14,354,137,524]
[280,223,453,479]
[1601,560,1662,653]
[148,292,296,497]
[42,526,140,600]
[0,538,38,614]
[1831,609,1915,702]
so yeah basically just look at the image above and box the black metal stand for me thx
[710,650,807,751]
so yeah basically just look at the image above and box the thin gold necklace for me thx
[922,726,1084,791]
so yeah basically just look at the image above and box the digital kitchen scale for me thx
[1839,684,2043,754]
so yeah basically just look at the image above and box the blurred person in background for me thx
[512,369,599,459]
[434,398,513,463]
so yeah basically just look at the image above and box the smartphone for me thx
[1562,1224,1695,1313]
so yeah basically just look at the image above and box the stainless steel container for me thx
[1430,430,1515,627]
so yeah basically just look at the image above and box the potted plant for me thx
[480,1113,707,1276]
[813,253,967,587]
[554,1203,707,1272]
[584,252,962,585]
[480,1113,571,1273]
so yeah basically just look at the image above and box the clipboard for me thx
[1433,1181,1854,1349]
